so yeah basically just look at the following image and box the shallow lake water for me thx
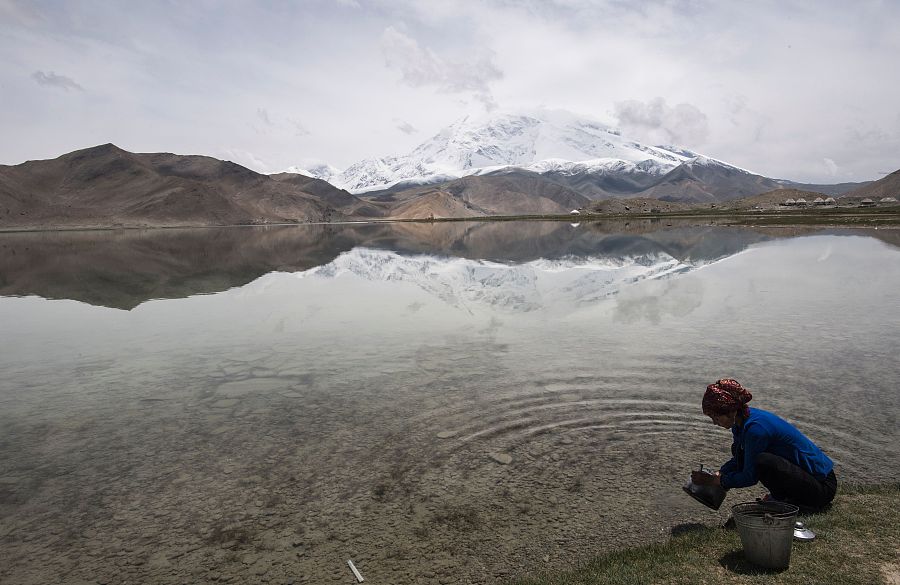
[1,221,899,584]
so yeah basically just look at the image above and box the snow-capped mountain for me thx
[289,109,715,194]
[282,162,341,184]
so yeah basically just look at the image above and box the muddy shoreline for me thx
[3,205,900,234]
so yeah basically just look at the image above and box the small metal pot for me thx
[683,469,727,510]
[794,521,816,541]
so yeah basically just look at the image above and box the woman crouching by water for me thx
[691,378,837,511]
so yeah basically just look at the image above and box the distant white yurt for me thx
[784,198,796,206]
[570,209,581,215]
[813,197,825,205]
[860,198,876,207]
[825,197,836,204]
[880,197,898,203]
[795,198,808,206]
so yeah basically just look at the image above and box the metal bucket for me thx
[731,501,799,570]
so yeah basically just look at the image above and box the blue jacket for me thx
[719,407,834,489]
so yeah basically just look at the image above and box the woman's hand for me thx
[691,470,722,486]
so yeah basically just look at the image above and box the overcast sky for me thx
[2,0,898,183]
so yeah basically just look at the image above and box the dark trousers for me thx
[755,452,837,511]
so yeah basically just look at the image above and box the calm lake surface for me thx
[2,221,899,584]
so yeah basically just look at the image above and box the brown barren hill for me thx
[269,172,385,218]
[634,158,785,203]
[721,188,832,209]
[390,190,484,219]
[0,144,359,229]
[840,168,900,202]
[587,197,692,214]
[383,172,591,218]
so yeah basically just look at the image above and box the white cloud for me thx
[0,0,42,26]
[394,118,418,134]
[613,98,709,147]
[380,25,502,110]
[253,108,309,138]
[221,148,271,173]
[2,1,899,182]
[288,118,310,137]
[32,70,83,91]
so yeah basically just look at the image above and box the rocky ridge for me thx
[0,144,375,229]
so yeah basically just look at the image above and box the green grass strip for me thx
[516,483,900,585]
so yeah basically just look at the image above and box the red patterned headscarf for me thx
[702,378,753,417]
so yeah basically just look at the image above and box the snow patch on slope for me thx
[283,162,341,183]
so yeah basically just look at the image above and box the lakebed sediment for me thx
[0,349,771,585]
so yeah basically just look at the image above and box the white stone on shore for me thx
[489,453,513,465]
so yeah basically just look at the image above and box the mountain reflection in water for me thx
[2,219,897,309]
[1,221,899,585]
[0,220,900,309]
